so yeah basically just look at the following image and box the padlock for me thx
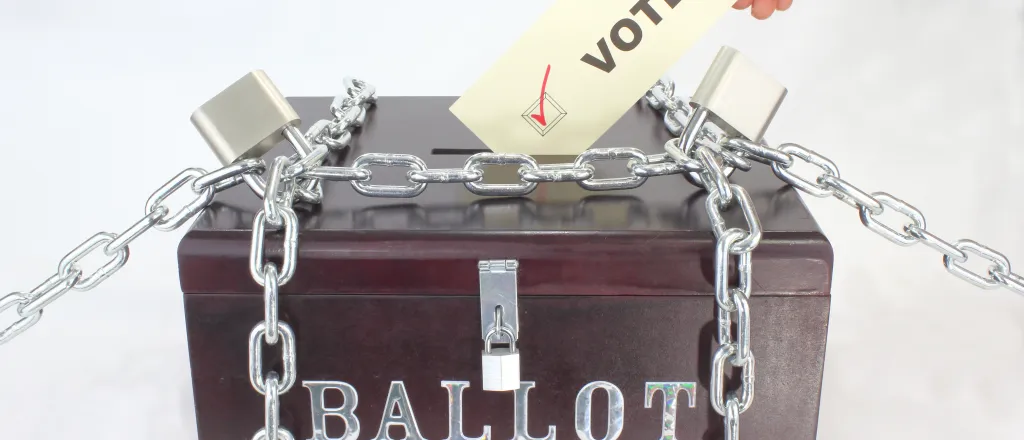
[481,326,520,392]
[191,71,326,204]
[191,70,301,166]
[690,46,787,145]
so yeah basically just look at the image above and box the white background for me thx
[0,0,1022,439]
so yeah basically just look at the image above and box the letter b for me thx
[304,381,360,440]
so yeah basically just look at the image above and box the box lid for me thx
[178,96,832,297]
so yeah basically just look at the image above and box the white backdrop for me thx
[0,1,1022,439]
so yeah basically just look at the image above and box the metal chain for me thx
[647,79,759,440]
[244,78,375,440]
[248,157,301,440]
[0,158,266,345]
[720,137,1024,297]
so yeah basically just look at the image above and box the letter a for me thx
[371,381,427,440]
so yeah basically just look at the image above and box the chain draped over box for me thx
[1,74,1022,440]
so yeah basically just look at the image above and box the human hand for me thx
[733,0,792,20]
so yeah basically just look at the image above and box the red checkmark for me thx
[530,64,551,126]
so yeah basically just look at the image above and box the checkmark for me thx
[530,64,552,126]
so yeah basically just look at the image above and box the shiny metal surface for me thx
[303,166,371,182]
[574,147,649,191]
[514,382,557,440]
[262,264,280,345]
[707,185,762,254]
[723,138,793,167]
[713,230,747,312]
[464,153,539,196]
[14,271,81,318]
[905,225,967,262]
[249,209,299,287]
[710,343,755,415]
[817,175,883,214]
[646,80,764,438]
[350,153,429,198]
[644,382,697,440]
[146,168,215,232]
[859,192,926,246]
[519,163,594,183]
[697,145,733,206]
[441,381,491,440]
[943,240,1012,289]
[370,382,427,440]
[104,208,168,255]
[0,292,43,344]
[262,373,282,440]
[262,157,291,227]
[574,381,625,440]
[691,46,787,143]
[191,70,300,166]
[409,168,483,184]
[244,149,315,440]
[677,106,709,158]
[56,232,128,291]
[479,260,520,339]
[770,144,839,198]
[239,77,375,204]
[247,320,297,395]
[193,158,267,192]
[303,381,361,440]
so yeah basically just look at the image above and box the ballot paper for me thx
[450,0,735,156]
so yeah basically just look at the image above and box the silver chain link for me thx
[2,72,1020,440]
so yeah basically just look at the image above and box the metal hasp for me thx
[479,259,521,391]
[691,46,787,144]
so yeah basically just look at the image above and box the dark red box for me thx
[178,96,832,440]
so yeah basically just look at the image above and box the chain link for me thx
[464,153,540,196]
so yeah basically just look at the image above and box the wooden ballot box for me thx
[177,96,832,440]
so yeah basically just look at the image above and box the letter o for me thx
[610,18,643,51]
[575,381,624,440]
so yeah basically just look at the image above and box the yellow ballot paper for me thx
[450,0,735,156]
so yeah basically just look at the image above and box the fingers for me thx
[735,0,792,19]
[733,0,754,9]
[751,0,778,20]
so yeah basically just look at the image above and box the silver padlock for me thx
[693,46,787,143]
[191,70,323,203]
[191,70,301,166]
[481,326,520,392]
[681,46,787,152]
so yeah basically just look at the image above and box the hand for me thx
[733,0,792,20]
